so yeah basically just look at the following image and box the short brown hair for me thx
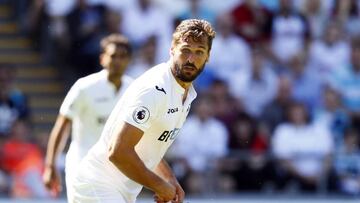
[100,34,132,56]
[172,19,216,52]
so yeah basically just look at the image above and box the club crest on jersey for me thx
[132,106,150,124]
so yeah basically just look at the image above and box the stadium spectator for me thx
[308,22,350,85]
[126,35,157,79]
[207,79,240,131]
[177,0,216,25]
[331,0,360,37]
[285,51,322,111]
[67,0,107,77]
[313,87,350,145]
[272,102,334,192]
[221,113,274,191]
[330,37,360,133]
[300,0,329,39]
[229,47,278,118]
[0,64,29,137]
[261,75,293,134]
[208,13,251,84]
[0,120,49,198]
[120,0,173,63]
[270,0,310,67]
[231,0,273,45]
[168,95,228,194]
[334,128,360,195]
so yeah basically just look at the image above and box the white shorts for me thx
[69,180,131,203]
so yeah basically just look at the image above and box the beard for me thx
[173,62,205,82]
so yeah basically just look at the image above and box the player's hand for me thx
[42,165,62,197]
[154,181,176,202]
[169,179,185,203]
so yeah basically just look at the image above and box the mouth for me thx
[183,65,196,71]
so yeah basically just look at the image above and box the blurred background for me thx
[0,0,359,202]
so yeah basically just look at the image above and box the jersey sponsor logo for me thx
[132,106,150,124]
[157,128,180,142]
[167,107,178,114]
[155,85,166,94]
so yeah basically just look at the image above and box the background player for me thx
[42,34,133,199]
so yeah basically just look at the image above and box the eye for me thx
[195,50,204,56]
[181,48,191,54]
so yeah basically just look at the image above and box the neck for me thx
[174,76,191,90]
[170,65,191,104]
[108,74,122,91]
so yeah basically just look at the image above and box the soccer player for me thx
[70,19,216,203]
[42,34,133,199]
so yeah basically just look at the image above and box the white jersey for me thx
[74,63,197,202]
[59,70,133,177]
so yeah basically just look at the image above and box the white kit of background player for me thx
[61,70,133,181]
[43,34,133,200]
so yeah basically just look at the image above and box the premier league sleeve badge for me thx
[132,106,150,124]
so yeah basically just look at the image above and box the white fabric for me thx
[73,63,197,202]
[70,180,129,203]
[121,2,172,46]
[229,66,278,117]
[59,70,133,198]
[208,34,251,82]
[271,15,307,63]
[171,116,228,172]
[121,2,173,64]
[45,0,75,16]
[308,40,350,84]
[272,123,334,177]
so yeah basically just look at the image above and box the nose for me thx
[187,53,196,63]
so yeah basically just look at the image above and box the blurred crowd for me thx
[1,0,360,199]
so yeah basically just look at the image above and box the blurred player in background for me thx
[42,34,133,200]
[70,19,216,203]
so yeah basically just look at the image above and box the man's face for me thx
[100,43,130,77]
[171,36,209,82]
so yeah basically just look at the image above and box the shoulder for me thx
[130,63,169,95]
[73,71,105,90]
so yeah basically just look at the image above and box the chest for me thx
[84,85,122,118]
[155,93,192,142]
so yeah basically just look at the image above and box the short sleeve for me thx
[59,80,86,120]
[119,88,160,132]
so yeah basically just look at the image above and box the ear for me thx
[170,46,175,56]
[99,53,105,65]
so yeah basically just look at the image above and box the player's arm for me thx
[108,121,176,202]
[155,159,185,203]
[43,114,71,195]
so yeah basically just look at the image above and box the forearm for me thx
[155,159,177,183]
[109,149,166,192]
[45,115,71,167]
